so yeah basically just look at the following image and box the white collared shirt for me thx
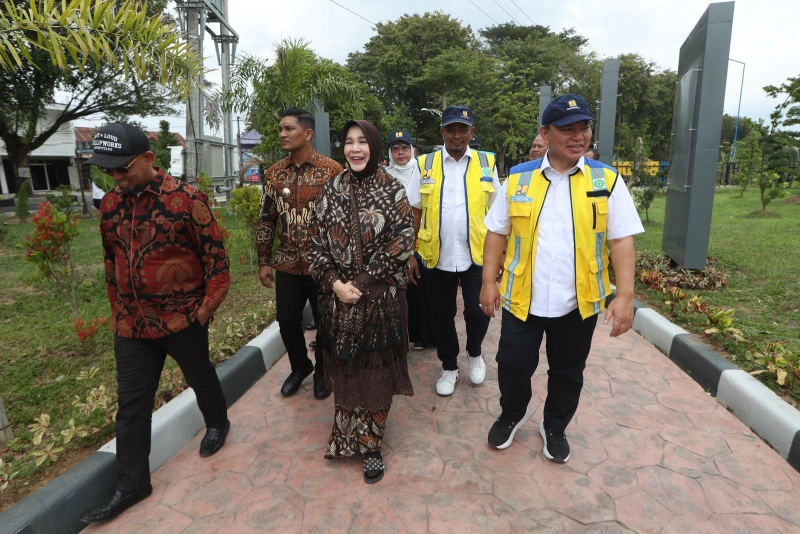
[407,149,501,272]
[484,153,644,317]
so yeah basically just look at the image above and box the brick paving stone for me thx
[586,461,638,499]
[245,450,291,486]
[714,453,794,491]
[514,508,587,533]
[758,489,800,527]
[601,426,665,468]
[581,521,636,534]
[595,398,664,433]
[90,299,800,532]
[493,471,548,512]
[161,470,253,519]
[234,485,304,531]
[427,493,517,534]
[535,470,616,524]
[641,404,694,428]
[636,466,712,516]
[659,424,730,458]
[350,492,428,533]
[610,379,659,405]
[662,443,720,478]
[436,458,493,493]
[300,496,356,533]
[615,490,673,534]
[697,476,770,514]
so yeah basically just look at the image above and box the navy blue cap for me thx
[86,122,151,167]
[441,106,474,126]
[541,94,596,126]
[469,135,481,149]
[387,129,413,147]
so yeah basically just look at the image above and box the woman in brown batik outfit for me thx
[307,119,414,483]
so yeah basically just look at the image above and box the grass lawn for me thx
[0,209,275,511]
[631,186,800,401]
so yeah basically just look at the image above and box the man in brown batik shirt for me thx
[256,107,343,398]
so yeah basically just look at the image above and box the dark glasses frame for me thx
[98,153,143,176]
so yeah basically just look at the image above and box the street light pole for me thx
[728,59,745,162]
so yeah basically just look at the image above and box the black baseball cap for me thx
[541,94,596,126]
[86,122,151,168]
[441,106,474,126]
[469,134,482,149]
[388,129,413,147]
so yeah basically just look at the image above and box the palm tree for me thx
[0,0,203,95]
[208,38,362,134]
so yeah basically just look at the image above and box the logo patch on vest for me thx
[592,178,605,190]
[510,195,533,203]
[481,167,491,177]
[515,183,529,196]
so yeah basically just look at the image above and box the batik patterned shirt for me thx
[256,150,343,275]
[99,169,230,339]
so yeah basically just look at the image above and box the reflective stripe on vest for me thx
[500,162,618,320]
[416,149,495,269]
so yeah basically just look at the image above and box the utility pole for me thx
[236,116,244,183]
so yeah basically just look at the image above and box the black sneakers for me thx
[539,420,570,463]
[487,408,530,449]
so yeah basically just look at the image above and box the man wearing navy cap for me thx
[469,134,482,150]
[480,94,643,461]
[81,122,231,522]
[406,106,501,396]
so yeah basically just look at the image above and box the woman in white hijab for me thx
[386,130,419,189]
[386,130,435,350]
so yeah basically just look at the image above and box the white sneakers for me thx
[436,370,459,396]
[468,354,485,384]
[436,354,486,396]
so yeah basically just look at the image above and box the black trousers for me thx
[406,255,435,347]
[275,270,322,374]
[496,308,597,434]
[114,320,228,491]
[423,264,490,370]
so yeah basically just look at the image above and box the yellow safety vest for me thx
[416,149,496,268]
[499,159,619,320]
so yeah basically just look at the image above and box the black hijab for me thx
[341,120,381,179]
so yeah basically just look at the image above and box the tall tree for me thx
[0,0,202,190]
[214,38,362,165]
[347,12,474,146]
[614,54,676,161]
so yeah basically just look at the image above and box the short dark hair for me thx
[280,107,315,131]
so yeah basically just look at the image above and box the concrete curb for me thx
[624,292,800,471]
[0,307,308,534]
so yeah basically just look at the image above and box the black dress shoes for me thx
[281,366,313,396]
[80,485,153,523]
[313,373,331,399]
[199,419,230,457]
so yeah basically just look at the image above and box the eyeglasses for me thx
[98,153,143,175]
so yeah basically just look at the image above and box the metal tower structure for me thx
[175,0,238,182]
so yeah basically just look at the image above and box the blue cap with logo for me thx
[541,94,596,127]
[387,129,413,147]
[441,106,474,126]
[469,134,481,149]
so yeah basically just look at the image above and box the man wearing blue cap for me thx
[480,94,643,462]
[406,106,501,396]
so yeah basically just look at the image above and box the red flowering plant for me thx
[75,317,108,343]
[21,201,83,318]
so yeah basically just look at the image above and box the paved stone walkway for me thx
[86,306,800,533]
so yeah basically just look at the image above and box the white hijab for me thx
[386,144,419,190]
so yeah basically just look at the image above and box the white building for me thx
[0,105,79,195]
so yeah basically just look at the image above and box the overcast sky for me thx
[76,0,796,136]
